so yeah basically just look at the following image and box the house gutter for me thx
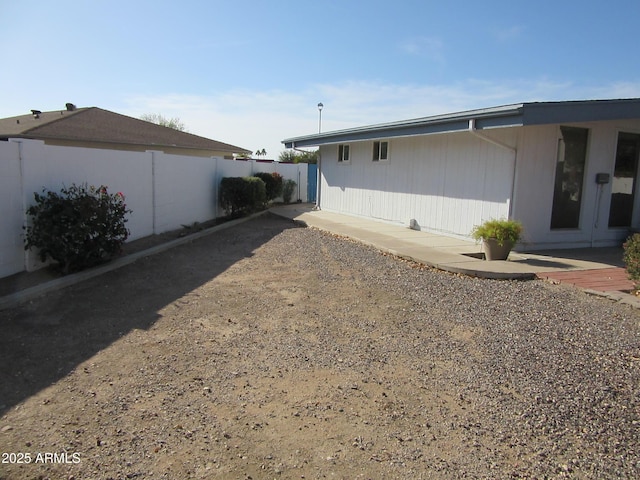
[468,119,518,218]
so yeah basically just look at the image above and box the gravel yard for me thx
[1,213,639,479]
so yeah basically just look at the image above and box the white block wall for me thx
[0,141,24,277]
[0,139,307,278]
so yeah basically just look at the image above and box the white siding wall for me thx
[319,119,640,249]
[319,130,515,238]
[514,119,640,249]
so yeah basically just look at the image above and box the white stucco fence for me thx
[0,139,307,278]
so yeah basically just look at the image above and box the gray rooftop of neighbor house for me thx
[0,105,251,155]
[282,98,640,148]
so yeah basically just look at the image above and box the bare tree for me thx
[140,113,188,132]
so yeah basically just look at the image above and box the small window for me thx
[373,141,389,162]
[338,144,350,163]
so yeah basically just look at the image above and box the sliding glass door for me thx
[550,126,589,229]
[609,132,640,228]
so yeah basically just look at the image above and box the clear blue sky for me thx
[2,0,639,158]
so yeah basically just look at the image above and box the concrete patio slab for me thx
[270,204,638,298]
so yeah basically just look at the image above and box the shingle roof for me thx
[0,107,251,154]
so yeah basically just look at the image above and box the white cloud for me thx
[399,36,445,63]
[119,79,640,160]
[589,81,640,99]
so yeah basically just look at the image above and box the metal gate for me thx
[307,163,317,203]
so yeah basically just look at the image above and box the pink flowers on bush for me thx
[24,183,132,274]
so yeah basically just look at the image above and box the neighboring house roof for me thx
[283,98,640,148]
[0,106,251,155]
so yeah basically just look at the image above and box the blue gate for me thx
[307,163,318,203]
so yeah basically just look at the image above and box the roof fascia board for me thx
[284,110,524,148]
[522,99,640,125]
[283,98,640,149]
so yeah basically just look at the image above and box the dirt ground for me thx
[1,213,638,479]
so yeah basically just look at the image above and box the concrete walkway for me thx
[271,204,639,306]
[2,205,637,310]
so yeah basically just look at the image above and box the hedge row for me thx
[253,171,283,202]
[219,172,297,217]
[219,176,266,217]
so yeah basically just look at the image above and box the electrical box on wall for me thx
[595,173,610,184]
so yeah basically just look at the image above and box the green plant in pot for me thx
[470,218,523,261]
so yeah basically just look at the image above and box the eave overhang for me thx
[282,98,640,149]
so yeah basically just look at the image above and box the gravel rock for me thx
[0,213,638,479]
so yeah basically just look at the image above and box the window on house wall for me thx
[372,141,389,161]
[338,144,350,163]
[550,126,589,229]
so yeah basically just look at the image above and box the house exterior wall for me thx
[0,139,307,278]
[513,119,640,249]
[318,118,640,250]
[319,129,516,239]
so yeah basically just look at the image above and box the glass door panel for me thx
[609,132,640,228]
[550,126,589,229]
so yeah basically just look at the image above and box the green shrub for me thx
[219,176,266,217]
[253,172,283,202]
[283,179,297,203]
[24,183,131,274]
[471,218,523,246]
[623,233,640,283]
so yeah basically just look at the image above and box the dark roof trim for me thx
[282,98,640,148]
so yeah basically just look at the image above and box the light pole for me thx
[317,102,323,133]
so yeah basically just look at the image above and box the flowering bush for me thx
[24,184,131,274]
[623,233,640,284]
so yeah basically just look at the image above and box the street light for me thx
[317,102,323,133]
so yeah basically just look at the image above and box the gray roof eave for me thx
[283,103,524,148]
[282,98,640,148]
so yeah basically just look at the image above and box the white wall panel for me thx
[513,119,640,249]
[320,130,514,238]
[19,140,154,243]
[0,141,25,277]
[1,140,310,278]
[153,153,219,234]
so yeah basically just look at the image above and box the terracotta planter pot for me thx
[482,238,514,261]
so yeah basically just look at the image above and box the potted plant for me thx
[470,218,523,261]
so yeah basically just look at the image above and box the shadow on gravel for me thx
[0,213,297,417]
